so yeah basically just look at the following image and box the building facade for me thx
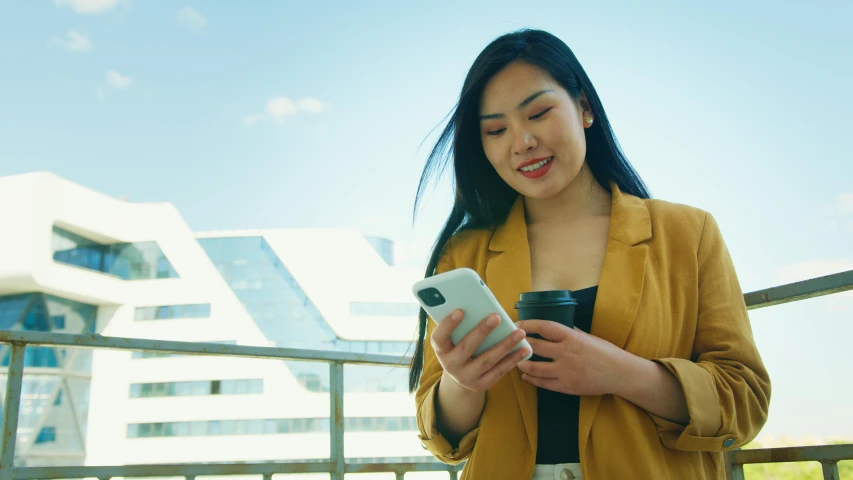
[0,172,432,474]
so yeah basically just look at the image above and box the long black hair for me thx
[408,29,651,393]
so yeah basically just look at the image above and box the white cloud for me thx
[54,0,120,14]
[50,30,93,52]
[244,96,326,126]
[297,97,325,114]
[267,97,298,119]
[176,6,206,31]
[105,70,132,89]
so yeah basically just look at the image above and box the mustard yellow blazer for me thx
[415,184,771,479]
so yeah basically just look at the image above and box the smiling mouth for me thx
[518,157,553,172]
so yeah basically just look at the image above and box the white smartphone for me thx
[412,267,532,360]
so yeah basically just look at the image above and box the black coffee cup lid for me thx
[515,290,577,307]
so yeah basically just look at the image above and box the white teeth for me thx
[520,157,552,172]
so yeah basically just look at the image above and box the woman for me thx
[409,29,771,480]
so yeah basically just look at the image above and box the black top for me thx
[535,285,598,465]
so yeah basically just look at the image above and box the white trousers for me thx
[530,463,583,480]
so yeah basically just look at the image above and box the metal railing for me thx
[0,269,851,480]
[0,331,462,480]
[725,444,853,480]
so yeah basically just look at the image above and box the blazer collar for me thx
[484,181,652,456]
[489,182,651,253]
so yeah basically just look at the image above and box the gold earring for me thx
[585,116,593,125]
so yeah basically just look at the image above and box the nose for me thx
[512,128,538,154]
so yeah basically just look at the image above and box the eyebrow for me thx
[479,90,554,121]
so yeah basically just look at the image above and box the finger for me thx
[525,336,560,360]
[521,372,560,391]
[429,309,464,354]
[469,328,527,373]
[516,319,571,342]
[516,359,558,379]
[454,314,502,358]
[478,343,532,388]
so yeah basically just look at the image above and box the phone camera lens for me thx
[418,288,446,307]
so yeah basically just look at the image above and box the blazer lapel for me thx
[578,183,652,458]
[484,195,538,455]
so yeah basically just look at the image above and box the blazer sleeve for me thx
[414,240,479,464]
[650,212,772,452]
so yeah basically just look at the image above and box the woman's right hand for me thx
[430,309,531,392]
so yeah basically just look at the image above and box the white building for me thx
[0,172,435,474]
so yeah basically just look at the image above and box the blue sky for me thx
[1,0,851,440]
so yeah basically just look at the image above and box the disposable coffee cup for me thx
[515,290,577,362]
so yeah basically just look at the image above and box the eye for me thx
[530,107,553,120]
[485,128,506,136]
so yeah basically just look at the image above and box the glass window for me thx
[264,419,276,434]
[248,419,263,435]
[221,420,235,435]
[234,420,248,435]
[135,304,210,321]
[192,381,209,395]
[174,422,189,437]
[235,379,249,394]
[127,424,139,438]
[50,315,66,330]
[249,379,263,394]
[208,421,220,436]
[190,421,206,437]
[35,426,56,444]
[129,384,141,398]
[52,227,179,280]
[176,382,192,396]
[387,417,399,431]
[303,418,316,432]
[138,424,151,438]
[220,380,234,395]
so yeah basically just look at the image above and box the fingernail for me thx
[514,330,525,341]
[487,315,498,327]
[451,310,462,321]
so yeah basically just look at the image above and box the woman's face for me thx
[479,61,593,200]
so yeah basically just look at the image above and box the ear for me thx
[579,90,594,129]
[579,90,593,117]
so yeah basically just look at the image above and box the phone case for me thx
[412,268,532,360]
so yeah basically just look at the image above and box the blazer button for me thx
[560,469,575,480]
[723,439,736,447]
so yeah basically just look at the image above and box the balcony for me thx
[1,271,852,480]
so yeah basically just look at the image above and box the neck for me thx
[523,163,611,225]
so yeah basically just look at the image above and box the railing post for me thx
[449,468,458,480]
[1,344,27,480]
[821,461,839,480]
[329,361,345,480]
[730,464,745,480]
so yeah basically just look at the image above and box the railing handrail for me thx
[744,269,853,310]
[11,460,463,479]
[0,330,410,366]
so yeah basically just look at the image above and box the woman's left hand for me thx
[515,319,631,396]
